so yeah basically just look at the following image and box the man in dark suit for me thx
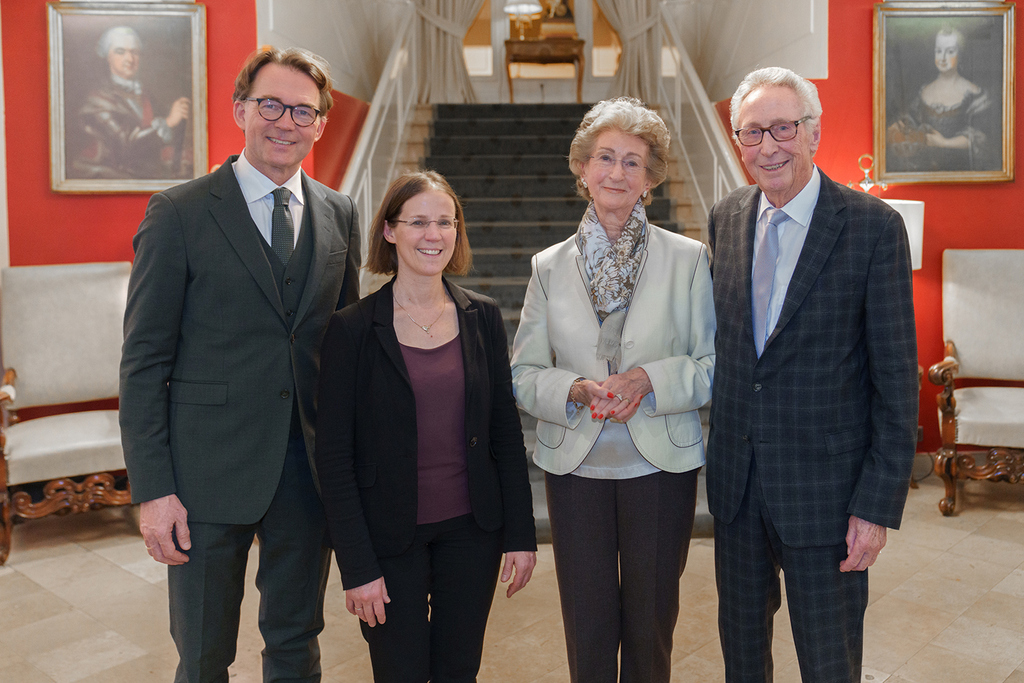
[706,67,918,682]
[120,46,360,682]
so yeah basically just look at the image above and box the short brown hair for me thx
[567,97,671,206]
[233,46,334,117]
[365,171,472,277]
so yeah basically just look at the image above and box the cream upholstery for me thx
[928,249,1024,515]
[1,262,132,564]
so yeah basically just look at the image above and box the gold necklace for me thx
[393,291,447,334]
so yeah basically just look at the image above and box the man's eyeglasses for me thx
[733,116,812,147]
[245,97,320,127]
[587,154,648,177]
[391,218,458,230]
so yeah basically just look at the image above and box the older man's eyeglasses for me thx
[733,116,812,147]
[391,218,458,230]
[245,97,320,127]
[587,154,648,176]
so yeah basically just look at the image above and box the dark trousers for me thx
[545,468,699,683]
[168,433,332,683]
[714,462,868,683]
[361,513,503,683]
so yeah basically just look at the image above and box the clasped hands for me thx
[572,367,653,423]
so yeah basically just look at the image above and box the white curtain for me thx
[593,0,660,103]
[414,0,485,103]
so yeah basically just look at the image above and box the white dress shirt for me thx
[232,150,305,249]
[752,166,822,338]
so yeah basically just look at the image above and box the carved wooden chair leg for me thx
[0,490,11,565]
[934,447,958,516]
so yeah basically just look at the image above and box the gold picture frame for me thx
[48,2,207,193]
[874,1,1014,184]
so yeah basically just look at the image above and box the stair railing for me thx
[340,0,419,289]
[657,1,746,240]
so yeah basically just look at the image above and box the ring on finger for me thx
[615,393,625,402]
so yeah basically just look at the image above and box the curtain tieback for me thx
[415,6,465,38]
[618,14,658,43]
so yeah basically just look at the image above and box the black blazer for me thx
[314,279,537,589]
[706,170,919,548]
[120,157,360,523]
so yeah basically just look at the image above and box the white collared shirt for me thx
[232,151,305,249]
[751,166,822,339]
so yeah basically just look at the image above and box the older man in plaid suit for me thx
[706,67,919,682]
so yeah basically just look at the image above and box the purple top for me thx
[399,335,471,524]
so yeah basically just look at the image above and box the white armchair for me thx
[928,249,1024,515]
[0,262,132,564]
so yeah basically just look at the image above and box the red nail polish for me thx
[591,413,597,419]
[598,413,604,419]
[607,392,614,398]
[610,410,616,415]
[590,405,595,410]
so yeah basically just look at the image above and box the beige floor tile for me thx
[1005,668,1024,683]
[947,531,1024,569]
[894,642,1016,683]
[892,518,971,552]
[0,609,105,655]
[920,551,1015,592]
[0,570,48,607]
[888,570,989,615]
[0,588,74,632]
[864,593,957,647]
[91,540,167,584]
[861,666,892,682]
[73,653,174,683]
[930,615,1024,670]
[862,627,927,675]
[671,649,725,682]
[26,630,147,683]
[77,582,173,654]
[963,590,1024,632]
[0,659,55,683]
[993,568,1024,599]
[975,516,1024,547]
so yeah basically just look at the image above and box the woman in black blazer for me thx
[314,171,537,683]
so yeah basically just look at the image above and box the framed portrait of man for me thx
[48,2,207,193]
[873,1,1014,184]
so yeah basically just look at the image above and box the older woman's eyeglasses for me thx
[733,116,812,147]
[245,97,320,127]
[391,218,458,230]
[587,154,648,176]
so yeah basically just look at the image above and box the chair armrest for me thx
[1,368,16,439]
[928,345,958,448]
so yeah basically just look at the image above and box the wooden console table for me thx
[505,38,585,103]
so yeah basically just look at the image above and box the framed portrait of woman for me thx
[874,1,1014,184]
[48,2,207,193]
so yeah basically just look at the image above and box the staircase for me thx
[417,103,710,540]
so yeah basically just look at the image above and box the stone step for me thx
[446,276,530,309]
[449,174,578,199]
[433,117,582,137]
[465,220,577,248]
[426,154,568,177]
[462,196,674,224]
[469,247,539,278]
[430,134,575,157]
[434,102,592,120]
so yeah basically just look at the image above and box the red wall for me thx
[812,0,1023,452]
[1,0,257,266]
[2,1,368,268]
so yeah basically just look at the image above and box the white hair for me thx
[96,26,141,59]
[729,67,823,131]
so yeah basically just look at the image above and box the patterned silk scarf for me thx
[576,199,649,372]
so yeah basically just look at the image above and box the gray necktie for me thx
[271,187,294,265]
[752,207,786,357]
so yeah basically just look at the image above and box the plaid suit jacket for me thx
[706,170,918,548]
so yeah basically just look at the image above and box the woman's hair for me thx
[729,67,822,136]
[567,97,671,206]
[936,26,966,52]
[233,46,334,117]
[365,171,472,276]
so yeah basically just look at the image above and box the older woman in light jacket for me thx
[511,97,715,683]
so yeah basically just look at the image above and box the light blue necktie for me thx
[752,208,786,357]
[271,187,294,265]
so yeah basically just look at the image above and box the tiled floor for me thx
[3,458,1024,682]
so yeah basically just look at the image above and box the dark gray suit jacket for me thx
[706,170,918,548]
[120,156,360,524]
